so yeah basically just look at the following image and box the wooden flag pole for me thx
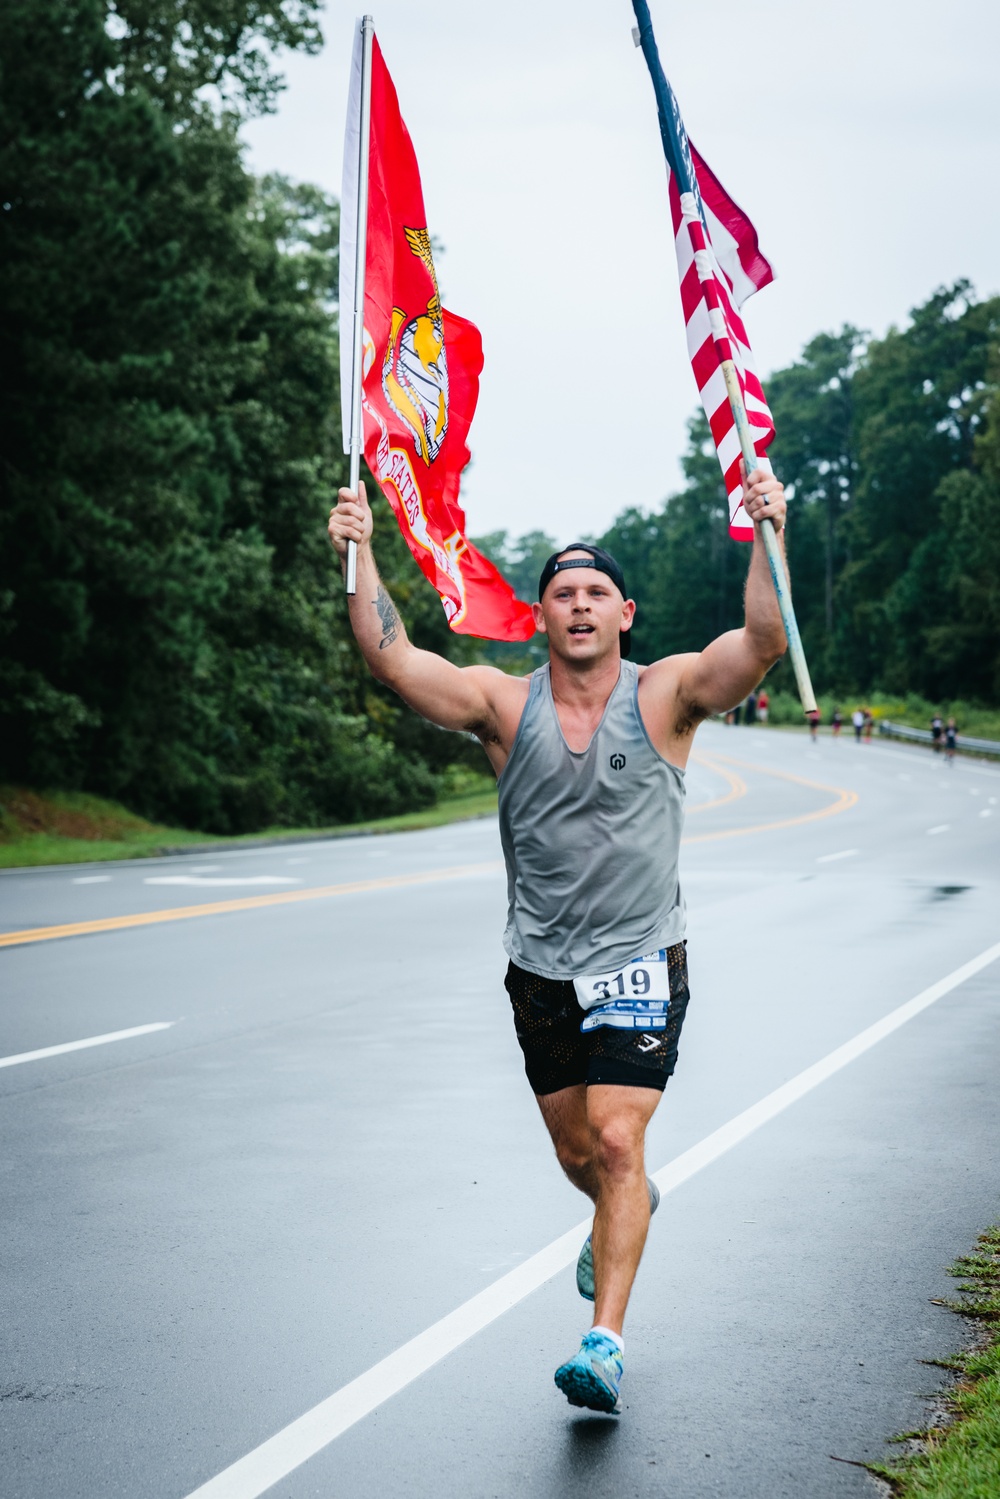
[718,361,817,714]
[345,14,375,597]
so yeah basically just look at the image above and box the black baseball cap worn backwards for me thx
[537,543,632,659]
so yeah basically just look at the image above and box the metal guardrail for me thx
[879,721,1000,758]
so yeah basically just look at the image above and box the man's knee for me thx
[554,1136,593,1178]
[591,1117,644,1180]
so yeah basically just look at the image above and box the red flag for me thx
[340,30,534,642]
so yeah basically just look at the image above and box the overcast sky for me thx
[243,0,1000,543]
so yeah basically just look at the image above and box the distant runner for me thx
[808,707,821,743]
[931,714,944,753]
[945,716,958,762]
[852,707,864,743]
[328,465,789,1416]
[757,687,769,724]
[831,707,843,737]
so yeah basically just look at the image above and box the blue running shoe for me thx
[576,1176,660,1301]
[554,1330,624,1414]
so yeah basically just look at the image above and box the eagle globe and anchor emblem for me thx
[382,226,450,466]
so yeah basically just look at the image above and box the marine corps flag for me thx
[340,21,534,641]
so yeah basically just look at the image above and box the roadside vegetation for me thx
[872,1226,1000,1498]
[3,2,998,844]
[748,692,1000,741]
[0,770,498,870]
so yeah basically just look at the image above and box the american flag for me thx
[633,0,775,540]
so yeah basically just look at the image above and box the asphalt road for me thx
[3,721,1000,1499]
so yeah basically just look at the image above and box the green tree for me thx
[0,0,476,830]
[598,414,744,665]
[922,369,1000,699]
[108,0,322,119]
[837,282,1000,693]
[767,327,865,674]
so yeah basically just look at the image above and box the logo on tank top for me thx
[609,752,626,771]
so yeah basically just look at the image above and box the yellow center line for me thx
[0,753,859,952]
[0,862,504,951]
[686,753,748,814]
[683,751,858,845]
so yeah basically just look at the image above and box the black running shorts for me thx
[504,942,691,1096]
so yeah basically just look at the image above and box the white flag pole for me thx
[344,15,374,596]
[630,0,817,715]
[717,359,817,713]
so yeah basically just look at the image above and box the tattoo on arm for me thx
[373,584,401,650]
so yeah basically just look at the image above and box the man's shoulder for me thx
[635,652,699,692]
[462,663,534,698]
[461,663,532,748]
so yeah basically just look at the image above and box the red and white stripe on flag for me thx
[669,145,775,541]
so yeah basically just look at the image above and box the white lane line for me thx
[0,1022,174,1070]
[927,825,950,835]
[72,875,112,884]
[816,849,859,863]
[182,938,1000,1499]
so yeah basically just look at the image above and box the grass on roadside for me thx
[871,1226,1000,1498]
[0,778,499,870]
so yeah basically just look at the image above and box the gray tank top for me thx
[497,660,686,980]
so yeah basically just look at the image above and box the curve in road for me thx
[0,755,855,951]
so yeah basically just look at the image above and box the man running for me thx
[327,465,788,1415]
[931,714,944,753]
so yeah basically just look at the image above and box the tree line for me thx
[3,2,998,835]
[479,286,1000,706]
[1,0,480,834]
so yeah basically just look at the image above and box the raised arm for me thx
[327,481,508,740]
[676,466,788,720]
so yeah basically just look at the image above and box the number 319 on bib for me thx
[573,949,672,1011]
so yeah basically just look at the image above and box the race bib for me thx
[574,950,672,1032]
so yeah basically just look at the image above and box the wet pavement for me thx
[2,721,999,1497]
